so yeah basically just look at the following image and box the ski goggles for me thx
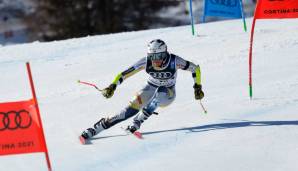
[148,52,168,61]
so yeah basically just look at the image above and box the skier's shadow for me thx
[91,120,298,140]
[91,134,127,140]
[142,120,298,136]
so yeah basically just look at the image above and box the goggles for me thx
[148,52,168,61]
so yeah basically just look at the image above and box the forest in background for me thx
[1,0,256,42]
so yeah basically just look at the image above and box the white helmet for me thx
[147,39,169,69]
[147,39,167,53]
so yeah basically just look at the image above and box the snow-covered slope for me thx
[0,18,298,171]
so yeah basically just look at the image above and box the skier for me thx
[80,39,204,140]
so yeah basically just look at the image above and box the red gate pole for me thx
[249,17,256,100]
[26,62,52,171]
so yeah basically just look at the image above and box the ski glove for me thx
[102,84,117,98]
[194,84,204,100]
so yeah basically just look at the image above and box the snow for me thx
[0,18,298,171]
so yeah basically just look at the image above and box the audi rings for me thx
[210,0,238,7]
[0,110,32,131]
[149,72,173,79]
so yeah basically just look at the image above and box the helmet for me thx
[147,39,167,53]
[147,39,169,69]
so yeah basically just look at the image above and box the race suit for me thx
[101,53,201,129]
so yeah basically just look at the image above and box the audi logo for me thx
[209,0,238,7]
[0,110,32,131]
[149,72,173,79]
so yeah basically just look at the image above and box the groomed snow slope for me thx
[0,18,298,171]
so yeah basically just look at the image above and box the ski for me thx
[79,135,92,145]
[79,128,143,144]
[121,127,144,139]
[132,131,143,139]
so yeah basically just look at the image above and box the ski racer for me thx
[80,39,204,140]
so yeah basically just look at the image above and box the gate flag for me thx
[249,0,298,98]
[203,0,247,31]
[0,99,46,155]
[0,62,52,171]
[254,0,298,19]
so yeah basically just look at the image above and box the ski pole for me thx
[77,80,103,91]
[199,100,207,114]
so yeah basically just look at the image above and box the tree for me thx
[27,0,180,41]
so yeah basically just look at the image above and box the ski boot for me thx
[79,118,106,144]
[126,125,138,134]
